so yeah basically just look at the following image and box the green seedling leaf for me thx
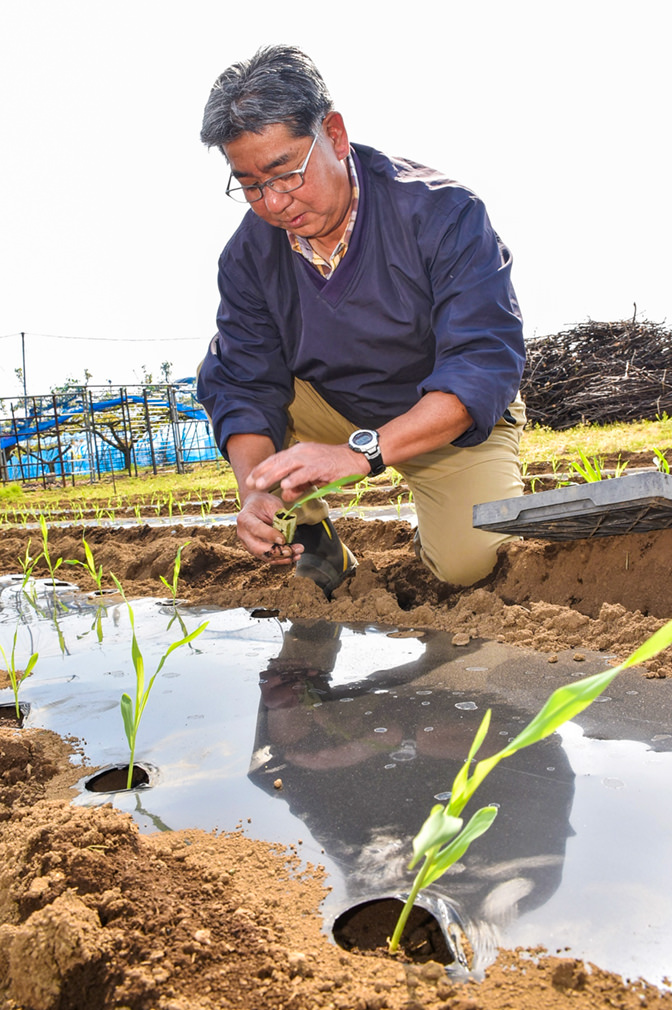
[570,448,603,483]
[449,709,492,813]
[421,806,499,888]
[653,447,670,474]
[272,475,364,544]
[120,693,135,748]
[159,542,190,600]
[24,653,39,678]
[290,475,364,511]
[410,805,463,868]
[0,627,38,718]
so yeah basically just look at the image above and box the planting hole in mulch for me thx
[332,897,455,964]
[0,702,30,728]
[85,763,152,792]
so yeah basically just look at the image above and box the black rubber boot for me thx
[293,518,358,599]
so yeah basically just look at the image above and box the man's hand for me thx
[246,442,363,501]
[237,490,304,566]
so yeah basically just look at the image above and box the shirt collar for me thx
[288,152,360,279]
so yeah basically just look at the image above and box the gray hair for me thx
[200,44,334,149]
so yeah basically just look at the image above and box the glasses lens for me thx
[227,185,263,204]
[267,172,303,195]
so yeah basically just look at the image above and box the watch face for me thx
[351,430,376,449]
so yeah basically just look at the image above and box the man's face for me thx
[223,112,352,251]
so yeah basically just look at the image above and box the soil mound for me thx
[2,518,670,675]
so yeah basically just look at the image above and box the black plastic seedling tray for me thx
[473,471,672,541]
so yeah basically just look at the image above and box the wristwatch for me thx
[348,428,386,477]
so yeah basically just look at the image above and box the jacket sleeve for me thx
[196,242,293,459]
[419,194,525,446]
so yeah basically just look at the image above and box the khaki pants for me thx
[286,380,526,586]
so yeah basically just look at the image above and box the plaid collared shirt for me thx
[288,153,359,279]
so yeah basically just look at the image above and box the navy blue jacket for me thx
[198,144,525,456]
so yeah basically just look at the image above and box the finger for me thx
[237,520,284,558]
[279,480,314,502]
[262,543,303,566]
[247,451,297,488]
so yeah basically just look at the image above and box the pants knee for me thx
[417,531,511,587]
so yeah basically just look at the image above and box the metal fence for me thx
[0,383,220,486]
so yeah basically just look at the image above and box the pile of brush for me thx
[521,318,672,429]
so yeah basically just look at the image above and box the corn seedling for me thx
[111,575,208,788]
[159,542,190,605]
[343,477,370,516]
[389,617,672,954]
[653,448,670,474]
[38,515,63,587]
[569,449,604,483]
[0,627,39,719]
[273,475,363,543]
[66,535,105,593]
[394,491,415,518]
[614,454,629,477]
[19,540,43,594]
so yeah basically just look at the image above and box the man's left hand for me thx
[246,441,365,501]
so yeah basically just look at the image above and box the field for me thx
[1,420,671,1010]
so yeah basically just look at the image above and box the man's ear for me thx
[322,111,350,161]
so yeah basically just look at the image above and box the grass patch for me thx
[520,416,672,466]
[0,484,26,504]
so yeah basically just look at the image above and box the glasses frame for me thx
[225,133,319,204]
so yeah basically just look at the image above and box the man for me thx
[197,45,526,598]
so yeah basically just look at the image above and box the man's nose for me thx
[262,186,293,212]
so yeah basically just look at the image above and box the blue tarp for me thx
[1,389,218,479]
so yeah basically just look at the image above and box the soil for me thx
[1,503,672,1009]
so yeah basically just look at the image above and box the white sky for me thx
[1,0,670,398]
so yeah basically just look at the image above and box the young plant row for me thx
[2,526,205,788]
[521,446,670,491]
[0,468,417,528]
[0,491,227,528]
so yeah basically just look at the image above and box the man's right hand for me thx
[236,490,304,566]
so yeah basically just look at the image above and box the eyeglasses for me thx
[226,134,319,204]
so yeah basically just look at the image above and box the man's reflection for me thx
[249,620,575,932]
